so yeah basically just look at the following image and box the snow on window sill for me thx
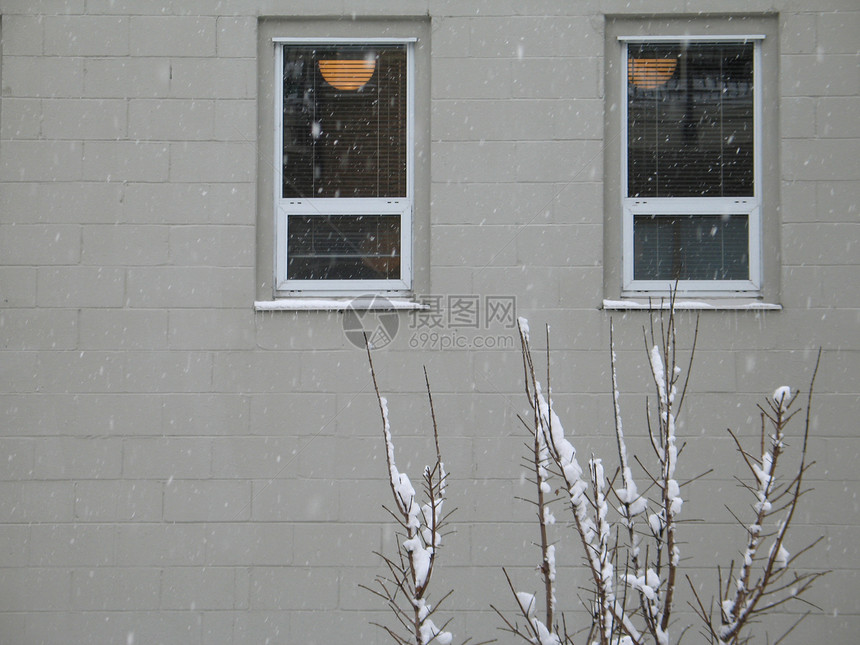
[255,298,429,312]
[602,299,782,311]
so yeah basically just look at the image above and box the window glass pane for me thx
[287,214,401,280]
[633,213,749,280]
[627,42,754,198]
[283,45,407,199]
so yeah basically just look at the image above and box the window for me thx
[274,39,414,294]
[620,36,763,295]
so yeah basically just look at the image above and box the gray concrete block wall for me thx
[1,1,858,643]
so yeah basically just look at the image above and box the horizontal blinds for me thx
[282,45,407,199]
[627,42,754,198]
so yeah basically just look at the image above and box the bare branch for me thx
[365,342,457,645]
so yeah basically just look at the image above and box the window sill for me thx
[602,298,782,311]
[255,298,429,312]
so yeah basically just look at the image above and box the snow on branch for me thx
[361,290,826,645]
[362,342,461,645]
[494,319,637,645]
[500,291,822,645]
[689,350,829,645]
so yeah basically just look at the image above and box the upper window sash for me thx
[273,39,415,295]
[619,36,763,295]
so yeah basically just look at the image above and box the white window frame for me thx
[620,35,764,297]
[273,37,415,296]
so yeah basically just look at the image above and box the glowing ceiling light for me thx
[318,59,377,91]
[628,58,677,89]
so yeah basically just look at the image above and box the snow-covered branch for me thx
[363,345,456,645]
[505,319,639,645]
[362,292,825,645]
[491,321,566,645]
[638,296,694,643]
[500,294,825,645]
[691,349,829,645]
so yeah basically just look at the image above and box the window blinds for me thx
[627,42,754,198]
[282,45,407,199]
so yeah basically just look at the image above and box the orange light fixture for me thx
[628,58,677,89]
[318,59,377,91]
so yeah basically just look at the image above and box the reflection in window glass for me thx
[633,213,749,280]
[282,45,407,199]
[287,214,401,280]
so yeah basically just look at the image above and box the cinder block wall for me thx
[1,1,857,643]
